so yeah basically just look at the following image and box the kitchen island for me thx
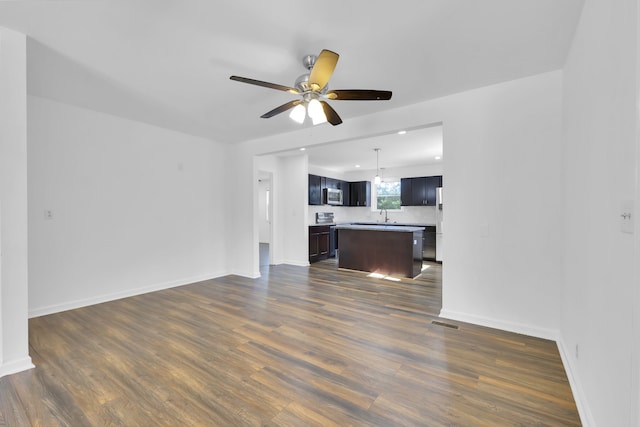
[335,224,424,279]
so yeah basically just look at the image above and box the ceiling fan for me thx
[229,49,392,126]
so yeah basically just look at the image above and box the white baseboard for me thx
[438,308,559,340]
[28,270,229,318]
[231,269,261,279]
[283,260,311,267]
[0,356,35,378]
[556,335,596,427]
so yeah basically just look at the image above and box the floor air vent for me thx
[431,320,459,329]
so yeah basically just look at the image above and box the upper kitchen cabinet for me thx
[350,181,371,207]
[325,177,339,190]
[400,178,413,206]
[401,175,442,206]
[338,179,350,206]
[308,174,325,205]
[425,175,442,206]
[308,174,368,206]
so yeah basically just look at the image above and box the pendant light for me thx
[374,148,381,184]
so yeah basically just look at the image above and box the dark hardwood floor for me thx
[0,259,580,426]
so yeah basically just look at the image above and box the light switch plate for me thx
[621,200,634,234]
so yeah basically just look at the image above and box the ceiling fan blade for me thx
[320,101,343,126]
[308,49,339,92]
[326,89,392,101]
[260,100,302,118]
[230,76,299,94]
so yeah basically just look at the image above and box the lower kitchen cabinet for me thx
[309,225,331,263]
[422,226,436,260]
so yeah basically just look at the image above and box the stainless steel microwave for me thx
[324,188,343,205]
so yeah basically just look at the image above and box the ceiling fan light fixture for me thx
[289,104,306,124]
[307,99,327,125]
[311,113,327,126]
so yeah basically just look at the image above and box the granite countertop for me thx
[311,222,436,229]
[334,224,425,232]
[350,222,436,228]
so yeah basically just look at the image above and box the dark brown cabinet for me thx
[308,174,366,207]
[308,174,325,205]
[337,180,350,205]
[349,181,371,207]
[338,227,424,278]
[401,175,442,206]
[325,177,339,189]
[309,225,331,263]
[422,225,436,260]
[411,177,428,206]
[426,176,442,205]
[400,178,413,206]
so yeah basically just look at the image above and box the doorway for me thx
[257,171,272,267]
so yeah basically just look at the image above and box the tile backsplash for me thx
[309,205,437,225]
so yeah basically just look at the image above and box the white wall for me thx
[27,96,229,316]
[561,0,639,425]
[278,155,309,266]
[231,70,565,341]
[0,27,34,377]
[438,72,564,338]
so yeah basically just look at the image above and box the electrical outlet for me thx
[44,209,54,220]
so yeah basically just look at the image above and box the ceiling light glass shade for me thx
[374,175,381,184]
[307,99,327,125]
[311,114,327,126]
[289,104,306,124]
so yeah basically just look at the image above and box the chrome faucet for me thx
[380,208,390,223]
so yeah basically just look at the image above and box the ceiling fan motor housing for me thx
[294,73,329,94]
[295,73,311,92]
[302,54,317,70]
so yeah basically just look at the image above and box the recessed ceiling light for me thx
[355,164,361,168]
[435,156,441,160]
[299,147,306,151]
[397,130,407,135]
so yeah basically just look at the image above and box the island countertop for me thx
[349,221,436,227]
[334,224,425,232]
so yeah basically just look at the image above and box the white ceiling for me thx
[298,124,444,174]
[0,0,583,171]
